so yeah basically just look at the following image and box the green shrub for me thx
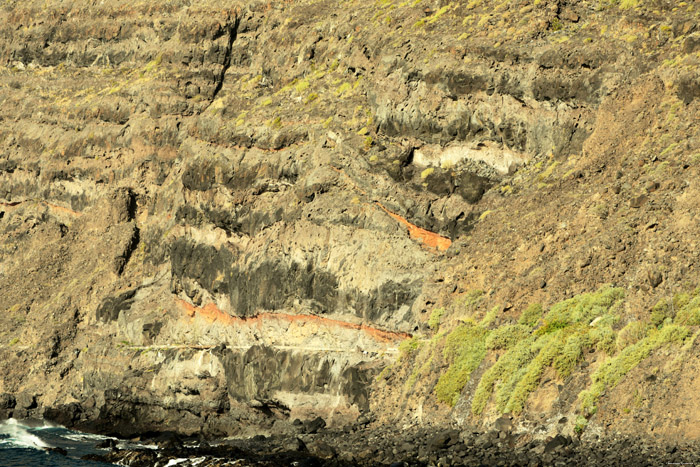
[590,324,616,355]
[435,323,488,406]
[473,336,536,414]
[579,324,690,416]
[399,336,422,358]
[432,284,696,422]
[545,285,624,327]
[463,290,485,313]
[486,324,530,350]
[651,299,672,327]
[429,308,445,330]
[495,366,528,411]
[550,18,563,31]
[406,355,433,389]
[506,332,564,414]
[619,0,639,9]
[616,321,648,351]
[518,303,543,328]
[480,305,501,327]
[659,323,691,345]
[471,287,625,415]
[553,330,589,379]
[673,293,700,325]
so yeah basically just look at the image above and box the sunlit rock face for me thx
[0,0,699,445]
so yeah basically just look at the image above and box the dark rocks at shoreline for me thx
[86,425,700,467]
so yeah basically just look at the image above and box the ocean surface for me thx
[0,418,118,466]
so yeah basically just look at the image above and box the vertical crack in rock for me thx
[210,16,240,104]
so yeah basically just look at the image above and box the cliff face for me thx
[0,0,699,443]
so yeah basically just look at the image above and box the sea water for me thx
[0,418,117,466]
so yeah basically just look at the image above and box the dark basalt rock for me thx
[305,416,327,435]
[0,392,16,409]
[170,238,420,321]
[181,160,216,192]
[44,402,84,426]
[95,289,138,322]
[677,76,700,105]
[532,73,603,104]
[175,203,286,236]
[222,345,376,412]
[45,446,68,456]
[83,425,700,467]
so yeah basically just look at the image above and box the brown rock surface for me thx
[0,0,698,447]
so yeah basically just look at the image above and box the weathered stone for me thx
[96,289,137,322]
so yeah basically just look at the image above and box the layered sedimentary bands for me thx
[0,0,699,452]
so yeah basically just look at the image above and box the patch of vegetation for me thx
[142,53,163,76]
[660,142,679,156]
[478,210,493,220]
[652,290,700,327]
[476,336,536,414]
[435,321,488,406]
[507,331,564,413]
[406,354,434,389]
[543,286,624,331]
[579,324,690,416]
[399,336,422,358]
[518,303,543,328]
[398,279,696,432]
[480,305,500,327]
[463,290,485,314]
[295,79,310,93]
[550,18,563,31]
[420,167,435,179]
[672,291,700,325]
[427,3,453,24]
[429,308,444,330]
[615,321,648,350]
[472,286,624,415]
[485,324,529,350]
[619,0,639,9]
[267,116,282,129]
[336,82,352,96]
[553,330,590,379]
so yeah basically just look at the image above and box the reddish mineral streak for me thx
[176,298,411,343]
[375,202,452,252]
[329,166,451,252]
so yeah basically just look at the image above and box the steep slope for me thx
[0,0,698,446]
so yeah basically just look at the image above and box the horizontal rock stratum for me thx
[0,0,699,454]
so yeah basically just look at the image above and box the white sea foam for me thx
[0,418,51,449]
[116,440,158,450]
[27,420,61,430]
[164,458,189,466]
[63,431,113,442]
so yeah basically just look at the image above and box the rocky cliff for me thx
[0,0,699,448]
